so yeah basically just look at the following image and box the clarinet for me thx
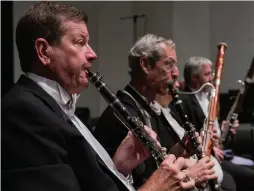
[219,57,254,148]
[88,70,200,191]
[87,70,167,164]
[168,83,205,160]
[168,83,220,191]
[219,88,241,149]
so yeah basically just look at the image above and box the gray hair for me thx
[128,33,175,79]
[184,56,213,87]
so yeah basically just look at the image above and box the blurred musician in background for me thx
[180,56,254,191]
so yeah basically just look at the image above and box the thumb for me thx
[120,131,135,149]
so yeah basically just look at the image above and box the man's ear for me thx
[140,57,151,74]
[35,38,53,66]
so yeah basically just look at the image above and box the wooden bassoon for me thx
[202,42,227,156]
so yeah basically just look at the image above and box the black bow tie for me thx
[65,95,78,117]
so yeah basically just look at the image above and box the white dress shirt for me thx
[26,72,135,191]
[194,91,221,138]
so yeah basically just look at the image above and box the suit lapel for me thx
[17,75,111,170]
[117,84,157,125]
[17,75,68,121]
[157,108,180,142]
[168,104,184,126]
[123,84,156,117]
[191,95,206,121]
[185,87,206,127]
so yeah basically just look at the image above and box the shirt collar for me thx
[149,100,170,115]
[26,72,80,116]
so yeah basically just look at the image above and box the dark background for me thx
[1,1,14,97]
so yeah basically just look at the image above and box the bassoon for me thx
[202,42,227,157]
[198,43,227,191]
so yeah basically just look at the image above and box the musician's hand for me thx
[221,120,239,135]
[200,126,220,147]
[221,120,229,136]
[186,156,217,186]
[113,126,163,176]
[231,120,239,134]
[171,132,201,158]
[212,128,220,147]
[139,155,195,191]
[213,147,224,163]
[225,120,239,135]
[184,158,198,168]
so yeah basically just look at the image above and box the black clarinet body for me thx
[168,83,220,191]
[88,70,166,164]
[219,96,240,148]
[168,83,205,160]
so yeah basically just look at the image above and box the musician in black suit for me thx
[95,34,217,189]
[2,2,197,191]
[180,56,254,191]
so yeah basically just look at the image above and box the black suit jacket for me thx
[94,84,180,188]
[179,87,206,132]
[2,75,130,191]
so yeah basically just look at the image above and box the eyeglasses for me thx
[158,58,177,71]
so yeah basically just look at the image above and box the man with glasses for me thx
[95,33,217,189]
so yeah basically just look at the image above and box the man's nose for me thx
[211,72,215,80]
[86,45,97,62]
[210,75,214,82]
[171,66,179,79]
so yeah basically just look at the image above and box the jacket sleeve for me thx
[180,95,203,132]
